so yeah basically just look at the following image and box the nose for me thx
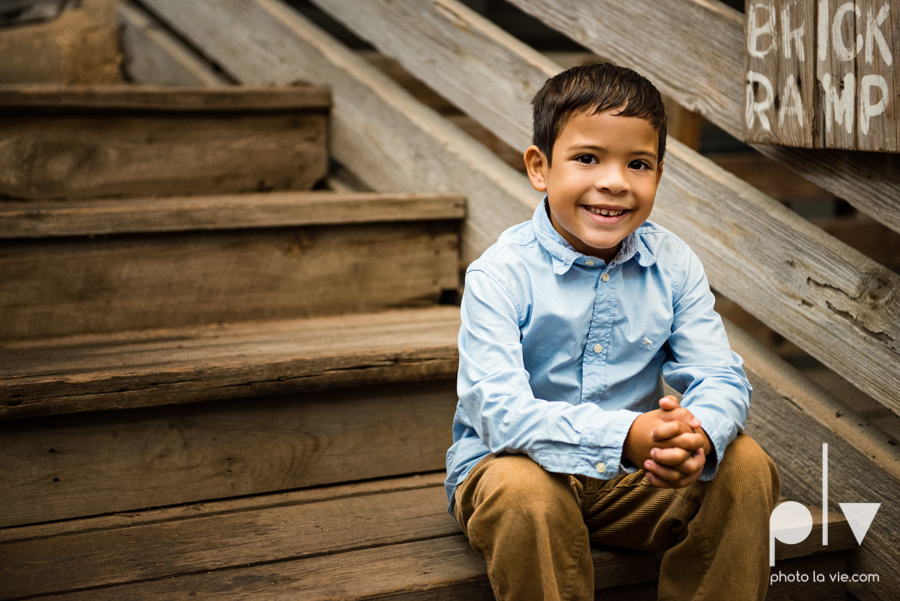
[593,164,629,195]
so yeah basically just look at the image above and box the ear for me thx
[524,145,549,192]
[655,161,664,185]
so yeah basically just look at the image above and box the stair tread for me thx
[0,472,855,600]
[0,83,330,112]
[0,191,465,238]
[0,306,460,419]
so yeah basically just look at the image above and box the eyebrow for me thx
[569,144,657,161]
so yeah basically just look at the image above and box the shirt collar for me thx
[532,198,657,275]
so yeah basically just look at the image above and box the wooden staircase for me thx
[0,2,893,599]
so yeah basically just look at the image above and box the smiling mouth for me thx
[583,205,630,217]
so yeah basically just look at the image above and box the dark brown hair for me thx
[531,63,667,165]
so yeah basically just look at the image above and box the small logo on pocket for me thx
[642,337,654,349]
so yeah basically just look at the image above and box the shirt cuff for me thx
[686,407,737,480]
[580,408,642,479]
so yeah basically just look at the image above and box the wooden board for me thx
[0,306,461,418]
[118,2,233,87]
[729,319,900,601]
[0,191,466,238]
[504,0,900,236]
[0,379,458,527]
[139,0,542,266]
[744,0,817,148]
[302,0,900,426]
[0,478,853,600]
[0,472,448,543]
[0,2,121,85]
[0,84,329,111]
[708,153,835,202]
[744,0,900,152]
[0,220,459,340]
[0,484,457,598]
[0,111,327,199]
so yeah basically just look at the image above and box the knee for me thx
[467,455,578,532]
[717,434,781,507]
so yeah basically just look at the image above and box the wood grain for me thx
[0,221,459,340]
[0,472,447,544]
[118,2,233,87]
[0,379,458,527]
[0,485,457,598]
[139,0,542,266]
[730,319,900,601]
[0,191,466,238]
[5,512,852,600]
[505,0,900,235]
[0,111,327,199]
[0,83,328,111]
[0,306,461,418]
[304,0,900,423]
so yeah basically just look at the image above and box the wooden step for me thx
[0,474,858,600]
[0,306,460,527]
[0,191,463,339]
[0,84,329,199]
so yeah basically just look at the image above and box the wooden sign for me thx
[744,0,900,152]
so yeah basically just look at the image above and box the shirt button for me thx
[596,462,606,473]
[585,260,594,266]
[602,273,610,282]
[593,344,603,353]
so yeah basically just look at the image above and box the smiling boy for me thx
[446,64,781,600]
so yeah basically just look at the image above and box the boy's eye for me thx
[575,154,597,164]
[629,160,651,170]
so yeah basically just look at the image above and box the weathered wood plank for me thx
[0,306,461,418]
[0,472,447,544]
[305,0,900,429]
[118,2,232,87]
[504,0,900,235]
[0,1,121,85]
[0,83,328,111]
[0,221,459,340]
[0,111,327,199]
[0,379,458,527]
[0,485,457,599]
[0,192,466,238]
[11,519,852,600]
[139,0,541,265]
[729,320,900,601]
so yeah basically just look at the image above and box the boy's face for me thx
[524,107,663,263]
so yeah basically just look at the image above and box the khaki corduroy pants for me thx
[453,433,780,601]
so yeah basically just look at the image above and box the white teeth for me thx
[586,206,623,217]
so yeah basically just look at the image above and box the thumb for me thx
[658,395,680,410]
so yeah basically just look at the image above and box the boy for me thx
[445,64,781,600]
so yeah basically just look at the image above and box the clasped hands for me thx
[622,395,713,489]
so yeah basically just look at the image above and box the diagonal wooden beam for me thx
[505,0,900,237]
[136,0,539,266]
[304,0,900,426]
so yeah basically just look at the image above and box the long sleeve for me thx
[661,246,751,480]
[458,269,641,479]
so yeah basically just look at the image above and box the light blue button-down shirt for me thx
[445,199,751,510]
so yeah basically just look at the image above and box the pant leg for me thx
[453,453,594,601]
[581,433,781,601]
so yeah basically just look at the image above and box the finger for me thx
[657,395,680,410]
[644,459,689,483]
[657,407,701,429]
[668,467,703,489]
[645,471,673,488]
[663,432,706,452]
[673,447,706,475]
[651,446,691,466]
[651,420,694,441]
